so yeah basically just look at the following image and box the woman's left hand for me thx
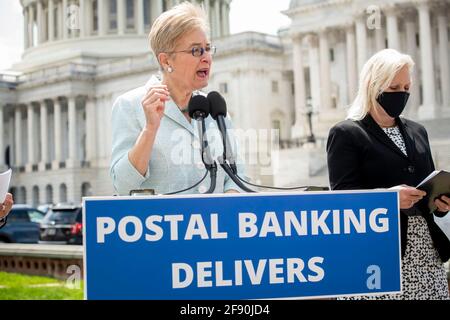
[434,195,450,212]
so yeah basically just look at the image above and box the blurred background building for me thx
[0,0,449,205]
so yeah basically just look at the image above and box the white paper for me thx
[416,170,440,188]
[0,169,12,203]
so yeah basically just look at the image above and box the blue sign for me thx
[83,191,401,300]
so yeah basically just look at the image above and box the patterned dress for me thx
[341,126,449,300]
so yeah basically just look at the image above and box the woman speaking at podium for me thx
[326,49,450,299]
[110,2,244,196]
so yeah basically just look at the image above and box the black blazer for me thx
[326,114,450,261]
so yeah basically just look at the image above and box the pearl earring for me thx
[167,66,173,73]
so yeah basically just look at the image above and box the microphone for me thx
[207,91,255,193]
[208,91,237,173]
[188,95,217,193]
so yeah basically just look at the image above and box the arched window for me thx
[46,185,53,204]
[20,186,27,204]
[59,184,67,203]
[32,186,40,207]
[81,182,92,197]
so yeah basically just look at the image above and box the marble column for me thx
[29,5,35,46]
[375,24,385,51]
[385,6,400,50]
[24,7,29,48]
[26,103,36,172]
[355,16,368,73]
[14,107,23,167]
[67,96,78,166]
[98,0,107,36]
[151,0,164,25]
[48,0,55,41]
[437,12,449,108]
[52,98,62,169]
[79,0,86,37]
[85,97,96,161]
[319,29,332,110]
[37,0,44,44]
[203,0,211,34]
[137,0,145,35]
[213,0,221,38]
[221,1,229,36]
[117,0,126,35]
[39,101,49,171]
[307,34,321,113]
[346,24,358,103]
[417,0,436,118]
[404,12,420,115]
[291,35,307,138]
[63,0,69,39]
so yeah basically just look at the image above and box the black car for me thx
[0,205,45,243]
[39,203,83,245]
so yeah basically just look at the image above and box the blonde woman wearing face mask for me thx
[326,49,450,300]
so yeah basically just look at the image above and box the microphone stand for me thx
[194,117,217,194]
[218,156,255,193]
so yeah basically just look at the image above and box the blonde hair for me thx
[148,2,209,68]
[347,49,414,120]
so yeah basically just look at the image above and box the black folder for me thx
[416,170,450,212]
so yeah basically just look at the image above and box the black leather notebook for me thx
[416,170,450,212]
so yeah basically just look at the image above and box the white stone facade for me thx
[0,0,448,204]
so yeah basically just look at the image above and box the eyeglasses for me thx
[166,45,216,57]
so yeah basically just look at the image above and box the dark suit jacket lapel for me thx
[359,114,408,159]
[397,117,416,162]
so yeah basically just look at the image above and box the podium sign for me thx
[83,191,401,300]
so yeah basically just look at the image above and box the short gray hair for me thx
[148,2,209,68]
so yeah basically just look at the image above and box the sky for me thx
[0,0,292,71]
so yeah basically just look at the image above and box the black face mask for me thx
[376,91,410,118]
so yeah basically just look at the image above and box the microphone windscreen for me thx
[188,95,210,118]
[208,91,227,120]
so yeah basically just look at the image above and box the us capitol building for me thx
[0,0,449,205]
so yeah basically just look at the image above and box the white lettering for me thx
[164,215,184,240]
[308,257,325,282]
[96,217,116,243]
[244,259,266,285]
[211,213,228,239]
[145,215,163,241]
[369,208,389,232]
[284,211,307,236]
[215,261,233,287]
[311,210,331,235]
[239,213,258,238]
[260,212,283,237]
[286,258,307,283]
[197,262,213,287]
[185,214,209,240]
[269,258,284,284]
[118,216,143,242]
[172,263,193,289]
[344,209,366,234]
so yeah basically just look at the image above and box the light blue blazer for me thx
[110,75,246,196]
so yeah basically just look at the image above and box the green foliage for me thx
[0,272,83,300]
